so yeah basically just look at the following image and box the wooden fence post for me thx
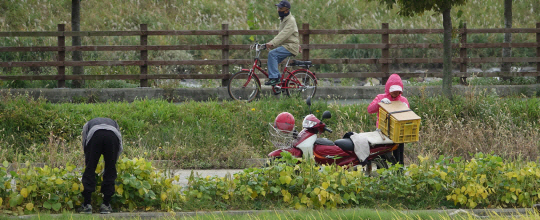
[140,24,148,87]
[221,23,230,87]
[302,23,310,61]
[536,22,540,83]
[57,24,66,88]
[460,23,468,85]
[381,23,389,85]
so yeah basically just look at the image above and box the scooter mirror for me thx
[306,96,312,107]
[322,111,331,119]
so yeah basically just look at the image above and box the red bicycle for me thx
[227,43,317,102]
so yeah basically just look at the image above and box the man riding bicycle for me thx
[265,0,300,86]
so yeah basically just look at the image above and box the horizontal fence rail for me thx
[2,28,539,37]
[1,23,539,87]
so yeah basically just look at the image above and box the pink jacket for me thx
[367,74,409,128]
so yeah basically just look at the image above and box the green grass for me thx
[0,92,539,168]
[0,0,539,87]
[7,209,540,220]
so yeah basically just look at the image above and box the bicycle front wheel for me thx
[285,70,317,99]
[228,70,260,102]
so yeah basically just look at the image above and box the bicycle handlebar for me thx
[253,43,267,51]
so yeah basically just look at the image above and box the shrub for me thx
[0,157,181,215]
[182,152,540,210]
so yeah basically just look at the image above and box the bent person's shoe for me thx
[264,78,280,86]
[78,204,92,214]
[100,204,112,214]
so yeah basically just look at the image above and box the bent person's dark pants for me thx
[392,143,405,165]
[82,130,120,205]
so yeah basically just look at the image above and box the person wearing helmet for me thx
[367,74,409,166]
[264,0,300,86]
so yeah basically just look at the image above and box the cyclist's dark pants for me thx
[82,130,120,206]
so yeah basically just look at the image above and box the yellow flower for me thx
[316,110,320,113]
[251,108,255,111]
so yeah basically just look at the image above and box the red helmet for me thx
[274,112,295,133]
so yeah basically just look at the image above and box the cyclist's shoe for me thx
[264,78,280,86]
[100,203,112,214]
[78,204,92,214]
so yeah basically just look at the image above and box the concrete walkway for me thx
[171,169,245,186]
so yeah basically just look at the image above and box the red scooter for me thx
[268,97,398,173]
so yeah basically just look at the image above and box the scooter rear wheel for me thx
[363,153,396,176]
[372,156,389,170]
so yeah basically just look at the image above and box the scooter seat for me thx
[315,138,334,146]
[334,138,354,151]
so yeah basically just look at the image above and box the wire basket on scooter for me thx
[268,123,297,149]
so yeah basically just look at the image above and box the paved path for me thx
[171,169,245,186]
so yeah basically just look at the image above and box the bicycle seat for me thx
[290,60,312,68]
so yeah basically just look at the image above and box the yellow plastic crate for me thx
[378,101,421,143]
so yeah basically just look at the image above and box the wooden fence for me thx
[0,23,539,88]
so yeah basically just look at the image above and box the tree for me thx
[372,0,468,99]
[501,0,512,81]
[72,0,83,88]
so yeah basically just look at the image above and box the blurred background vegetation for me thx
[0,0,539,88]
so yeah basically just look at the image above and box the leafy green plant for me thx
[181,152,540,210]
[0,157,182,215]
[0,161,13,209]
[106,157,184,211]
[2,162,82,215]
[3,152,540,214]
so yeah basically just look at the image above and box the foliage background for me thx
[0,0,539,88]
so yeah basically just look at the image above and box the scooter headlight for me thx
[302,119,317,128]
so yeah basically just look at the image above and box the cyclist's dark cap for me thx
[275,0,291,9]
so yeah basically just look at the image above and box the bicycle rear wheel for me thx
[228,70,260,102]
[285,70,317,99]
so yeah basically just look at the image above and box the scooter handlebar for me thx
[324,127,333,133]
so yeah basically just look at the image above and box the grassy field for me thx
[0,91,538,169]
[0,0,539,88]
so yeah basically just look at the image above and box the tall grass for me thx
[1,0,538,84]
[0,91,539,168]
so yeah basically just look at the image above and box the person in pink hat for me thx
[367,74,409,165]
